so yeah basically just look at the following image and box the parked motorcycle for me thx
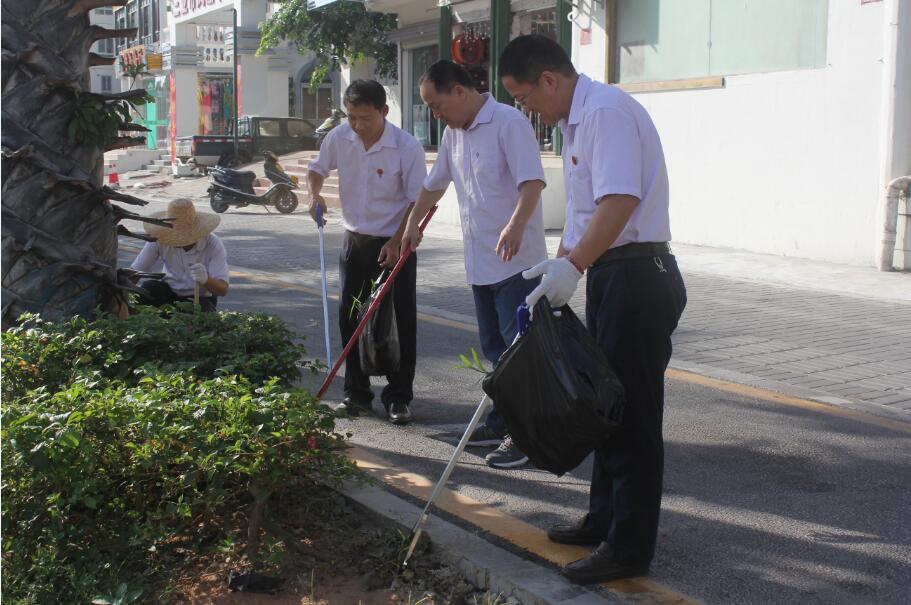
[207,159,299,214]
[314,108,346,148]
[263,150,299,188]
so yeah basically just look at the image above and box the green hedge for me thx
[1,310,353,605]
[2,308,311,401]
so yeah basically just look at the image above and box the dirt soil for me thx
[156,487,491,605]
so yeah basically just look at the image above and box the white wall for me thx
[573,1,895,266]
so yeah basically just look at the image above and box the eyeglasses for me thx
[512,81,541,108]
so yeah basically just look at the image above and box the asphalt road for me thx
[118,176,911,605]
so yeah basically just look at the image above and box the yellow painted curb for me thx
[350,445,703,605]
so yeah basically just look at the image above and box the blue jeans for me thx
[471,271,540,436]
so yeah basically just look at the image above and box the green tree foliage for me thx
[259,0,398,90]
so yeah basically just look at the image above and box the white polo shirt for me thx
[424,93,548,286]
[559,74,671,251]
[309,121,426,237]
[130,233,230,297]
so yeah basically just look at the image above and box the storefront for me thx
[164,0,290,159]
[377,0,571,151]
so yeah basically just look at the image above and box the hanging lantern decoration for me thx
[451,29,485,66]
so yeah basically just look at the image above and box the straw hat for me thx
[144,198,221,247]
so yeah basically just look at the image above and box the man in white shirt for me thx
[400,60,548,469]
[499,35,688,584]
[131,198,230,312]
[308,79,427,425]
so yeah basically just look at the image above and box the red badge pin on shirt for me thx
[571,156,578,166]
[377,168,384,177]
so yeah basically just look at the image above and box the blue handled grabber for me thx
[316,204,332,372]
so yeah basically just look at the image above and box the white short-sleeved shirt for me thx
[308,120,426,237]
[424,93,548,286]
[130,233,229,297]
[559,74,671,251]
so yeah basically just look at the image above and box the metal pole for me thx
[401,304,529,568]
[232,8,239,158]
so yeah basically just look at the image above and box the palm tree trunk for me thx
[1,0,157,327]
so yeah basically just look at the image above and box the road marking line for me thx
[664,369,911,435]
[350,445,703,605]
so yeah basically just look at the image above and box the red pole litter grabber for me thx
[316,206,438,400]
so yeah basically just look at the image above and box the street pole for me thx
[232,8,238,159]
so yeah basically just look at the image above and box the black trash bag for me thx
[227,570,285,594]
[481,298,625,476]
[358,276,401,376]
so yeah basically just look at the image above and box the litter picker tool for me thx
[316,203,333,369]
[401,304,531,568]
[316,206,438,400]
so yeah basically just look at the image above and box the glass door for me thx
[409,44,439,146]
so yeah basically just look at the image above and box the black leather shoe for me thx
[561,542,648,585]
[387,401,412,425]
[547,514,602,546]
[337,398,371,417]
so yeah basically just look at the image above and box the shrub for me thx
[1,308,311,400]
[1,373,355,604]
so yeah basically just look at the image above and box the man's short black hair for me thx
[344,79,386,110]
[499,34,576,84]
[419,60,475,94]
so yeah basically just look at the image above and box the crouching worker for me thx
[131,198,229,312]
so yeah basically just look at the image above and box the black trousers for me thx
[584,253,687,568]
[137,278,218,312]
[339,231,417,408]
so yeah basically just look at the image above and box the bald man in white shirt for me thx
[308,80,427,425]
[400,60,548,470]
[499,35,688,585]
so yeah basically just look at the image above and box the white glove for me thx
[522,258,583,311]
[189,262,208,285]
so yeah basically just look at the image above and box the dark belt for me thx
[592,242,672,266]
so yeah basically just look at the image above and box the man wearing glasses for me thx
[400,60,548,469]
[499,35,688,584]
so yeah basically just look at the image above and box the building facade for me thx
[112,1,322,158]
[88,7,122,96]
[348,0,910,269]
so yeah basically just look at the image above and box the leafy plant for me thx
[92,583,143,605]
[2,373,354,604]
[456,348,488,374]
[67,91,151,148]
[258,0,399,90]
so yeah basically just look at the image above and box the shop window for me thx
[257,120,283,137]
[451,20,491,93]
[197,74,234,136]
[409,45,439,147]
[615,0,828,83]
[510,5,558,152]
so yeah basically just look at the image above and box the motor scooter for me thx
[314,108,346,148]
[207,158,299,214]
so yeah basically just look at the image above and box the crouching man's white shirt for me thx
[308,121,426,237]
[559,74,671,251]
[424,93,548,286]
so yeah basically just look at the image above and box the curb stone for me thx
[341,480,625,605]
